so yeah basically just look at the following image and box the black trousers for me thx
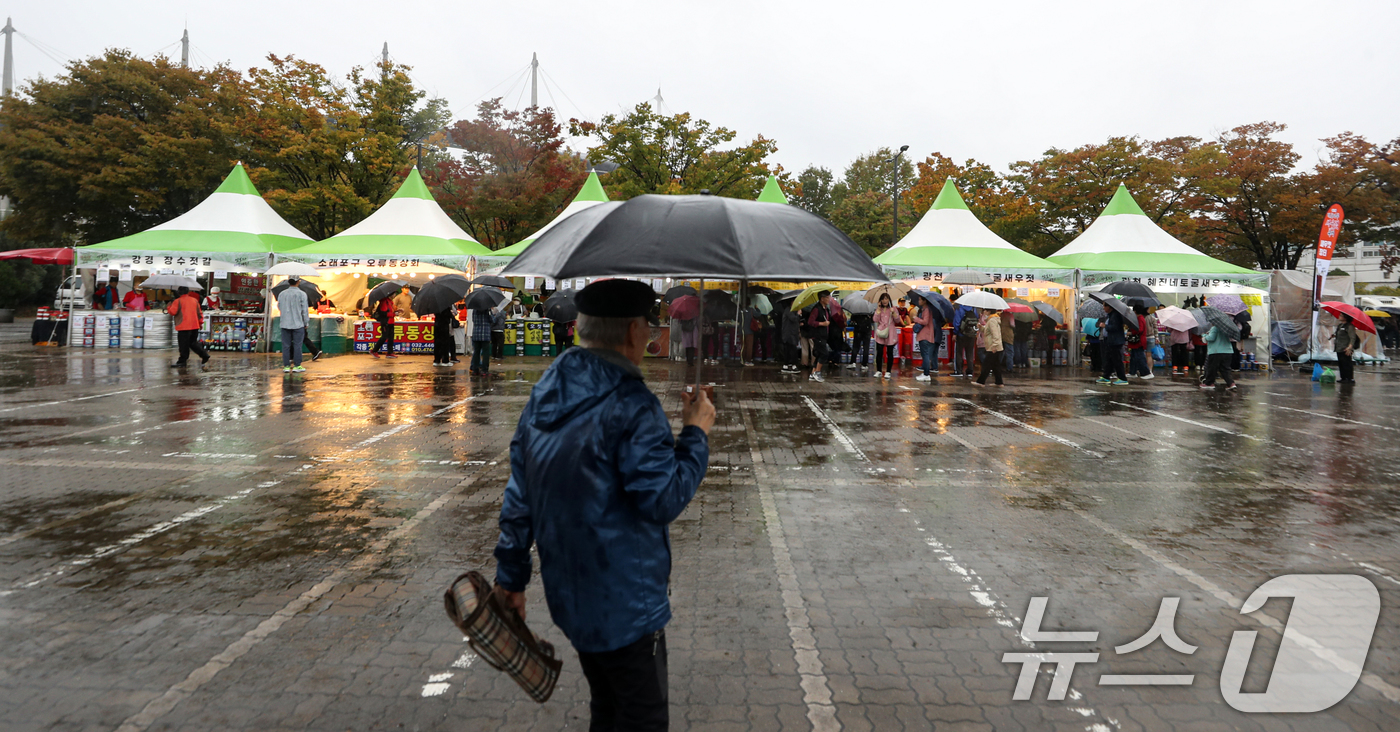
[1171,343,1188,369]
[1086,340,1101,372]
[1202,352,1235,387]
[1338,350,1355,382]
[577,631,668,732]
[303,334,321,357]
[372,321,394,354]
[432,323,454,364]
[851,327,872,365]
[176,329,209,364]
[977,348,1005,385]
[1100,342,1125,380]
[491,330,504,358]
[875,343,895,372]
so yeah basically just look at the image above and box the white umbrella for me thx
[956,290,1008,310]
[138,275,203,291]
[265,261,320,277]
[941,269,992,285]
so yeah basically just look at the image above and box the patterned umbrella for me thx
[1199,306,1240,340]
[1205,294,1247,315]
[1076,299,1106,320]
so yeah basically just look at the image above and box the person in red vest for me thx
[202,286,223,310]
[165,286,210,367]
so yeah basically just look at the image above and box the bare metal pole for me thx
[530,53,538,108]
[180,28,189,67]
[2,17,14,97]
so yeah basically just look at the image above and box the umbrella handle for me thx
[694,278,705,390]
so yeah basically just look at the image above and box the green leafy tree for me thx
[424,99,587,249]
[790,166,836,217]
[0,50,248,245]
[238,56,450,239]
[827,149,917,255]
[569,103,779,198]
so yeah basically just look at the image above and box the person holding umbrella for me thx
[806,291,834,382]
[1199,321,1238,391]
[911,294,942,381]
[1127,305,1154,380]
[1335,312,1359,384]
[951,294,978,377]
[872,292,905,379]
[1095,303,1129,386]
[370,285,402,358]
[493,280,713,732]
[973,308,1006,387]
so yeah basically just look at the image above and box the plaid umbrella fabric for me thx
[1199,306,1240,340]
[445,571,562,703]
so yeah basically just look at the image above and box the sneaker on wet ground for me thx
[292,366,306,372]
[1111,379,1130,386]
[1141,372,1154,380]
[1095,377,1111,384]
[283,366,291,372]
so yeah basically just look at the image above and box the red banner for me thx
[1315,204,1344,264]
[230,274,266,297]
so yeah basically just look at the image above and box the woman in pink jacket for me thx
[871,293,906,379]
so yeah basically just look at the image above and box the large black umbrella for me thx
[1120,295,1162,309]
[271,279,323,307]
[1032,301,1064,325]
[470,275,515,289]
[542,291,578,322]
[502,194,886,282]
[367,280,408,309]
[462,288,509,311]
[1088,292,1139,331]
[663,285,697,302]
[1100,281,1159,300]
[412,275,472,315]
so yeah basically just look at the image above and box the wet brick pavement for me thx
[1,345,1398,731]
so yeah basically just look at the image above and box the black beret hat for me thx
[576,279,658,318]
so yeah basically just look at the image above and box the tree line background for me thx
[1,50,1397,307]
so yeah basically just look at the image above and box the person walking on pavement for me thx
[974,308,1006,386]
[1199,322,1238,391]
[432,306,458,368]
[470,305,494,375]
[277,275,310,373]
[1335,313,1359,384]
[166,286,210,368]
[913,299,941,381]
[1096,307,1129,385]
[1127,305,1153,380]
[370,288,399,358]
[872,293,905,379]
[806,291,833,382]
[494,279,714,732]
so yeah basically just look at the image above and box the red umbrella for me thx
[1322,301,1377,334]
[0,247,74,265]
[668,294,700,321]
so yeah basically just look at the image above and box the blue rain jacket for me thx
[494,347,709,653]
[952,304,978,333]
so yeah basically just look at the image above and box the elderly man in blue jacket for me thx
[495,278,715,731]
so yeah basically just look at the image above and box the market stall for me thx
[1048,184,1272,360]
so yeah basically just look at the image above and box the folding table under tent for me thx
[875,180,1073,286]
[477,171,611,269]
[1047,184,1272,360]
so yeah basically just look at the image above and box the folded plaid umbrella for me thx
[444,571,562,703]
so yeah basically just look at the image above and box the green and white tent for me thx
[78,163,309,271]
[756,175,787,204]
[1048,184,1265,288]
[482,171,611,263]
[875,179,1071,284]
[276,167,490,271]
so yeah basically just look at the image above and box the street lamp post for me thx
[888,145,910,245]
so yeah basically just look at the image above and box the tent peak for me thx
[930,179,970,211]
[575,171,609,203]
[757,175,787,204]
[1101,183,1147,217]
[392,167,437,201]
[214,163,261,196]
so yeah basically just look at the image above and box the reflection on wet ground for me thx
[1,346,1398,731]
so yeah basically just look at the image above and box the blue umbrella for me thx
[909,289,954,322]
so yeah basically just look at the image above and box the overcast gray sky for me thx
[8,1,1399,178]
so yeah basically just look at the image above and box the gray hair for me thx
[576,314,645,348]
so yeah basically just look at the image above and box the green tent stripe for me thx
[1047,250,1258,274]
[279,233,491,257]
[214,163,261,196]
[84,230,307,254]
[392,167,437,201]
[757,175,787,204]
[930,179,970,211]
[875,245,1058,269]
[1100,184,1147,217]
[577,171,609,202]
[491,238,534,257]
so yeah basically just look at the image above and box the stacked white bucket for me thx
[66,310,173,349]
